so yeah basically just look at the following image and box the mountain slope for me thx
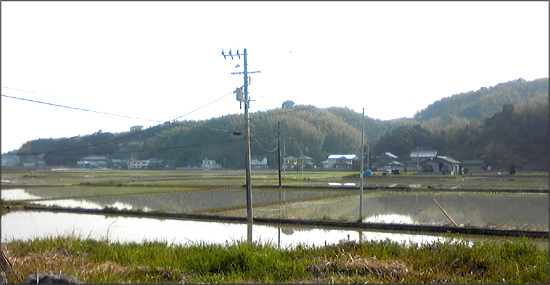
[10,78,548,170]
[413,78,549,121]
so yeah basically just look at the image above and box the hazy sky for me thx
[2,1,548,153]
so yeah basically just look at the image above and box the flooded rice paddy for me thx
[2,185,548,247]
[2,210,457,248]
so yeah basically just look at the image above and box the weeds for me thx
[1,236,547,284]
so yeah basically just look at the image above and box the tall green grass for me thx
[2,236,547,284]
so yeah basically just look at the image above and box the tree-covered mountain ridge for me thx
[413,78,548,122]
[9,78,549,171]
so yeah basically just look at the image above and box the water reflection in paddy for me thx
[2,187,345,213]
[220,192,549,231]
[1,211,460,248]
[1,189,45,200]
[3,188,547,231]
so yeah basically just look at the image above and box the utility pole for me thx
[277,121,282,190]
[359,108,365,222]
[222,48,260,224]
[282,138,286,178]
[277,121,282,249]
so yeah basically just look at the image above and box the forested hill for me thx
[128,106,417,169]
[10,78,549,171]
[413,78,549,122]
[12,105,416,169]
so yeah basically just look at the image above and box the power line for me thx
[2,87,96,104]
[121,138,245,154]
[21,137,245,157]
[9,89,241,155]
[252,136,278,153]
[8,90,320,157]
[171,90,234,122]
[2,94,164,123]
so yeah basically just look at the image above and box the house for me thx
[461,160,490,173]
[420,156,461,175]
[128,159,150,169]
[111,159,129,169]
[371,152,403,171]
[285,155,315,170]
[251,156,268,170]
[148,158,167,170]
[298,155,315,168]
[327,154,356,169]
[202,158,221,170]
[77,156,108,168]
[284,156,298,169]
[406,150,438,169]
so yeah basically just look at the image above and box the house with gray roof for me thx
[371,152,403,171]
[406,150,438,169]
[420,156,461,175]
[326,154,356,169]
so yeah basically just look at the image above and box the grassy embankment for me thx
[2,235,548,284]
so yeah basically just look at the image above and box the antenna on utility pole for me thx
[222,48,261,227]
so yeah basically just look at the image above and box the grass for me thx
[3,168,548,190]
[0,200,28,215]
[1,236,548,284]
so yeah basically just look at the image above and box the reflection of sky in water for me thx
[1,189,45,201]
[6,188,547,231]
[1,211,451,248]
[363,214,416,224]
[328,183,356,186]
[32,200,150,212]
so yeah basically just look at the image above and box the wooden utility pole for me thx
[277,121,282,189]
[222,48,260,224]
[359,108,365,222]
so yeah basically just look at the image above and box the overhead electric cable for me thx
[252,136,279,153]
[7,89,240,155]
[2,87,96,104]
[171,90,233,122]
[120,138,245,154]
[2,94,164,123]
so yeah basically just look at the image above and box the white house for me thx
[202,158,221,170]
[128,159,150,169]
[77,156,108,168]
[251,156,268,170]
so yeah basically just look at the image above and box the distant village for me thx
[2,150,490,175]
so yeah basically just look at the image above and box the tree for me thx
[282,100,295,108]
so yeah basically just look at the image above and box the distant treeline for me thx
[10,78,549,171]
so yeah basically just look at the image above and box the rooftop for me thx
[328,154,357,160]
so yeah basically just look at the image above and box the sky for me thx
[2,1,548,154]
